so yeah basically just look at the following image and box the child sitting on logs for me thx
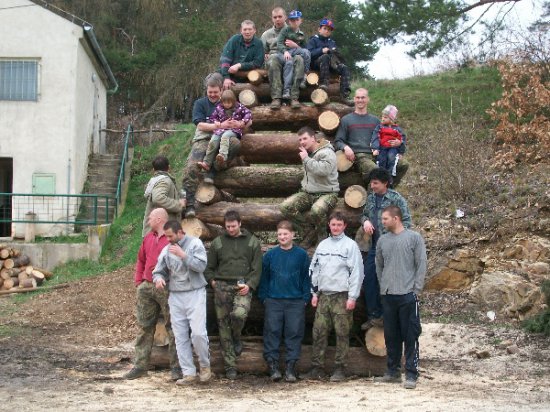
[197,90,252,171]
[370,105,407,178]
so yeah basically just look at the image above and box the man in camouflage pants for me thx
[280,126,339,248]
[204,210,262,380]
[124,208,181,381]
[303,211,364,382]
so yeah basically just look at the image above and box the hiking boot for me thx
[285,361,297,383]
[215,154,226,168]
[184,205,196,218]
[341,95,354,106]
[123,367,148,380]
[233,339,243,357]
[175,375,197,385]
[197,161,210,171]
[374,372,402,383]
[404,377,417,389]
[299,79,307,89]
[270,98,282,110]
[225,367,238,380]
[170,367,183,381]
[268,360,282,382]
[290,99,301,109]
[301,366,326,380]
[282,90,291,99]
[329,367,346,382]
[199,367,212,383]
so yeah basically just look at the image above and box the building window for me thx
[0,60,39,101]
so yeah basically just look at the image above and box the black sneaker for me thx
[329,367,346,382]
[374,372,402,383]
[226,367,238,380]
[404,377,417,389]
[170,367,183,381]
[301,366,326,380]
[184,206,196,218]
[123,367,148,380]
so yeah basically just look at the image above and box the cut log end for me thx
[318,110,340,135]
[311,88,330,106]
[336,150,353,172]
[19,278,37,289]
[247,69,265,85]
[365,326,387,357]
[306,72,319,86]
[344,185,368,209]
[238,89,258,108]
[181,217,207,239]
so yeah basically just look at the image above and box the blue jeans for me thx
[362,243,383,320]
[263,298,305,362]
[377,148,399,177]
[381,293,421,379]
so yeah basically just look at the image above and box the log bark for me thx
[196,183,239,205]
[311,88,330,106]
[336,150,353,172]
[24,266,34,276]
[17,271,28,282]
[365,326,387,357]
[240,133,301,164]
[4,255,30,269]
[238,90,258,108]
[233,69,268,83]
[31,270,45,285]
[344,185,368,209]
[318,110,340,135]
[19,278,37,289]
[247,69,266,85]
[231,82,342,103]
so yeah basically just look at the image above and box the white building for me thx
[0,0,117,237]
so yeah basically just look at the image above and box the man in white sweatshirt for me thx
[302,211,364,382]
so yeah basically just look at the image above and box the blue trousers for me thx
[263,298,305,363]
[381,293,421,379]
[377,148,399,177]
[362,244,383,320]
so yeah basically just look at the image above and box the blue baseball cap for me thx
[288,10,302,20]
[319,18,335,30]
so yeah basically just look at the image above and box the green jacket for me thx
[204,229,262,290]
[220,34,264,79]
[261,25,285,55]
[301,139,340,194]
[277,26,307,53]
[142,171,182,236]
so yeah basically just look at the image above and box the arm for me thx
[309,251,319,296]
[334,117,355,161]
[151,179,182,213]
[257,252,271,302]
[301,252,312,303]
[347,242,365,301]
[152,248,169,285]
[134,241,147,286]
[413,234,428,294]
[239,39,265,71]
[245,237,263,291]
[375,239,384,286]
[185,238,208,274]
[276,28,287,53]
[303,149,336,177]
[204,238,219,283]
[306,36,324,60]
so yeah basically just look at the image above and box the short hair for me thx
[272,7,286,16]
[241,20,255,29]
[221,89,237,104]
[277,220,294,232]
[368,168,391,185]
[328,210,348,225]
[152,155,169,171]
[224,210,241,223]
[204,72,223,89]
[163,219,183,233]
[355,87,369,96]
[297,126,316,137]
[382,205,402,220]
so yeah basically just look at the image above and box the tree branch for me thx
[458,0,523,15]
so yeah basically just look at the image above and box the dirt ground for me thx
[0,266,549,412]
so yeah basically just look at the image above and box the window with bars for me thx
[0,60,39,101]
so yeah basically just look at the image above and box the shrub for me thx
[523,280,550,336]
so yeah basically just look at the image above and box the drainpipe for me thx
[83,24,118,94]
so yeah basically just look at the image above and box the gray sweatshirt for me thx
[302,139,339,194]
[375,229,427,295]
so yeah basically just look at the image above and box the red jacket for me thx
[379,126,402,148]
[135,231,169,285]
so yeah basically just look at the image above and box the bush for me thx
[523,280,550,336]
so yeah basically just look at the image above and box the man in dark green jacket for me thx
[204,210,262,379]
[220,20,265,90]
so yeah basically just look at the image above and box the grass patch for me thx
[523,280,550,336]
[34,233,88,243]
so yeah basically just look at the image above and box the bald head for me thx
[148,208,169,233]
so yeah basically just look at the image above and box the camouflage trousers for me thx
[134,281,178,370]
[279,191,338,245]
[353,153,409,188]
[267,53,305,100]
[313,54,351,97]
[311,292,353,368]
[213,280,252,369]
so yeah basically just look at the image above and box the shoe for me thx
[270,98,281,110]
[197,161,210,171]
[299,79,307,89]
[301,366,326,380]
[341,96,354,106]
[123,367,148,380]
[319,83,329,91]
[285,361,297,383]
[361,317,384,331]
[233,339,243,357]
[329,367,346,382]
[290,99,301,109]
[225,367,238,380]
[184,206,196,218]
[215,153,226,167]
[404,377,417,389]
[374,372,402,383]
[170,367,183,381]
[203,176,214,184]
[282,90,291,99]
[175,375,197,385]
[199,367,212,383]
[268,360,282,382]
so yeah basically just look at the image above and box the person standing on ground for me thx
[153,220,211,385]
[204,210,262,380]
[374,205,427,390]
[258,220,311,383]
[124,208,181,381]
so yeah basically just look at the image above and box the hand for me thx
[155,278,166,290]
[363,220,374,235]
[299,146,308,160]
[388,139,402,148]
[285,39,298,49]
[311,295,318,307]
[211,280,217,288]
[168,244,186,259]
[238,284,250,295]
[344,145,355,161]
[322,47,329,54]
[372,150,379,156]
[223,78,235,90]
[346,299,356,311]
[178,199,186,208]
[228,63,241,74]
[227,119,243,128]
[284,50,291,61]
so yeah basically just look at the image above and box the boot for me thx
[268,360,282,382]
[285,361,297,382]
[184,192,196,218]
[270,98,281,110]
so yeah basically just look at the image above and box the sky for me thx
[364,0,543,79]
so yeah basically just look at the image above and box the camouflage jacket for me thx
[361,189,411,238]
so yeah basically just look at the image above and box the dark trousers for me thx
[381,293,421,379]
[263,298,305,363]
[362,242,383,319]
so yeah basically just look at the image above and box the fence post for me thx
[24,212,36,242]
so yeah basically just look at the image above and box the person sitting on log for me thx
[302,211,364,382]
[220,20,264,90]
[280,126,339,248]
[334,88,409,187]
[197,90,252,172]
[258,220,311,383]
[276,10,311,101]
[371,105,407,180]
[306,18,353,106]
[261,7,305,110]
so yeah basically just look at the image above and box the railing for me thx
[114,124,134,215]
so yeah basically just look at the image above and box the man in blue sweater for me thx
[258,220,310,383]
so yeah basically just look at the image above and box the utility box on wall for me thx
[32,173,55,194]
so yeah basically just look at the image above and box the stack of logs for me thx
[0,245,52,294]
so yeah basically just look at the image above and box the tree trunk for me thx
[365,326,387,357]
[344,185,368,209]
[318,110,340,135]
[181,217,224,240]
[32,267,54,280]
[239,133,301,164]
[19,278,37,289]
[196,183,239,205]
[31,270,45,285]
[3,255,30,269]
[231,82,342,103]
[311,88,330,106]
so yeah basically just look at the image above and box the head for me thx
[240,20,256,41]
[297,126,317,152]
[152,155,169,172]
[221,90,237,109]
[381,205,403,233]
[147,208,168,233]
[224,210,242,237]
[288,10,302,29]
[381,105,398,125]
[354,88,369,111]
[328,211,347,237]
[318,18,334,37]
[205,72,223,103]
[271,7,286,29]
[163,220,185,244]
[368,168,391,195]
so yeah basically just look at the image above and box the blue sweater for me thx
[258,245,311,303]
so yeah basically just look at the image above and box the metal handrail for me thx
[114,124,134,216]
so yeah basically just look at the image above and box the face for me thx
[222,100,234,109]
[164,228,181,244]
[288,18,301,29]
[329,219,347,237]
[277,228,294,248]
[318,26,333,37]
[381,211,398,232]
[241,23,256,41]
[298,133,316,152]
[206,86,222,103]
[370,178,389,195]
[147,212,162,232]
[381,114,392,125]
[225,220,242,237]
[271,10,286,28]
[354,89,369,110]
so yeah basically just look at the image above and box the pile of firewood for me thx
[0,245,53,294]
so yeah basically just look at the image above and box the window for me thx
[0,60,39,101]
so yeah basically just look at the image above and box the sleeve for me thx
[261,31,269,54]
[239,39,265,71]
[347,242,365,301]
[306,36,324,60]
[370,124,381,150]
[151,179,182,213]
[309,250,320,295]
[192,99,205,125]
[333,116,349,151]
[204,238,219,282]
[220,36,236,78]
[301,251,312,303]
[258,250,271,302]
[239,104,253,124]
[396,126,407,154]
[209,105,222,123]
[361,194,372,225]
[186,238,208,274]
[134,240,147,286]
[276,28,287,53]
[413,234,428,294]
[245,236,263,291]
[303,149,335,177]
[396,194,412,229]
[375,239,384,285]
[152,248,169,283]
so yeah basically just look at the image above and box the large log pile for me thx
[0,244,53,294]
